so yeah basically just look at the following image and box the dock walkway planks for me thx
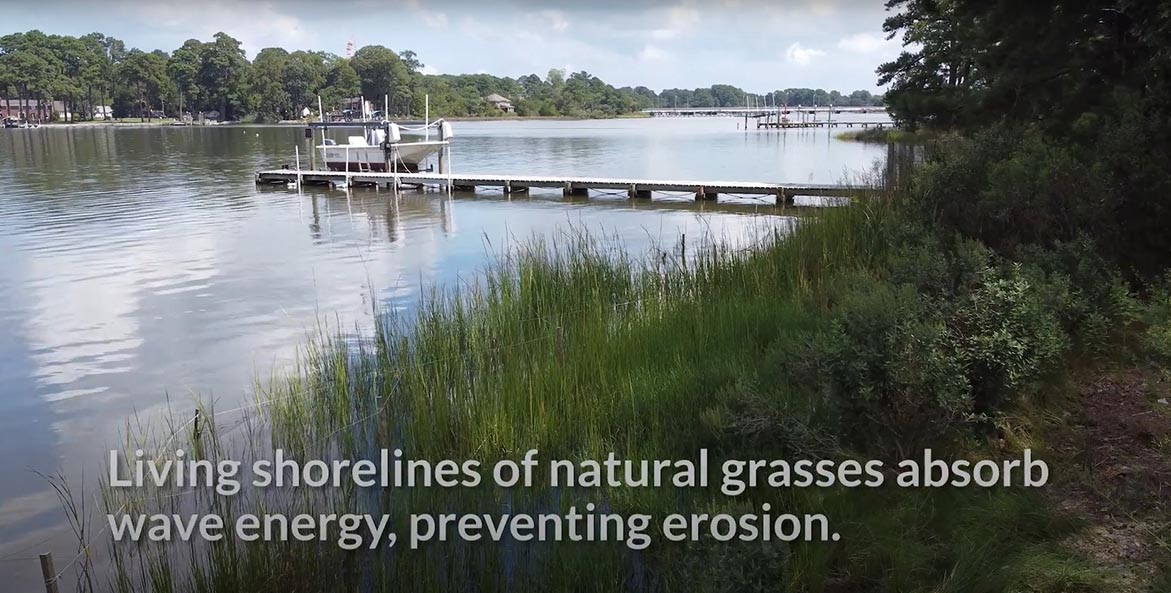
[255,170,877,206]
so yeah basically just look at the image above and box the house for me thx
[484,93,514,113]
[0,99,71,121]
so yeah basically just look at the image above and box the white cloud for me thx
[539,10,570,32]
[650,5,701,40]
[639,44,671,63]
[784,42,825,67]
[837,32,892,54]
[125,1,314,58]
[458,16,491,41]
[421,12,448,29]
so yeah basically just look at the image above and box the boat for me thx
[3,117,26,128]
[310,119,452,173]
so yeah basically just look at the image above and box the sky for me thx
[0,0,903,94]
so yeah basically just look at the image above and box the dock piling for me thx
[40,553,59,593]
[694,187,717,201]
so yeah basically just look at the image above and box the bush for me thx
[804,258,1069,456]
[914,126,1107,258]
[947,265,1068,413]
[884,228,994,301]
[812,275,972,457]
[1017,238,1138,356]
[1141,274,1171,362]
[913,104,1171,278]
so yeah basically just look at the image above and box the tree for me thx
[284,51,326,114]
[199,32,247,120]
[249,47,290,121]
[350,45,411,114]
[116,49,170,119]
[399,49,422,73]
[168,39,203,115]
[321,60,360,112]
[99,34,127,117]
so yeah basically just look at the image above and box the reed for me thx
[84,194,1100,593]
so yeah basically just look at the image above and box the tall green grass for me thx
[89,196,1102,593]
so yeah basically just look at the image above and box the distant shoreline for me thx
[36,114,652,128]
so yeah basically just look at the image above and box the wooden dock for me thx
[254,169,876,206]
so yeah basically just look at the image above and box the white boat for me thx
[313,119,451,173]
[3,117,38,129]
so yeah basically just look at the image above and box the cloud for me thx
[650,5,700,40]
[539,9,570,32]
[420,64,440,75]
[421,12,448,28]
[638,44,670,62]
[123,1,314,57]
[784,42,825,66]
[836,32,892,54]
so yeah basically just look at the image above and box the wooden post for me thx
[628,185,651,199]
[294,145,301,186]
[40,552,59,593]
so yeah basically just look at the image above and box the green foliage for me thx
[882,1,1171,277]
[812,274,972,457]
[115,49,173,118]
[350,45,412,114]
[198,32,248,119]
[1017,238,1139,356]
[797,229,1069,456]
[911,118,1171,278]
[948,265,1067,413]
[1,27,885,122]
[1141,275,1171,362]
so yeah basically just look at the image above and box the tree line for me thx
[878,0,1171,276]
[0,29,883,122]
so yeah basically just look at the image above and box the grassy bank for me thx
[836,127,934,144]
[81,171,1171,591]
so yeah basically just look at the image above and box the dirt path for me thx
[1049,367,1171,591]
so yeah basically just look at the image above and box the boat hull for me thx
[322,143,442,173]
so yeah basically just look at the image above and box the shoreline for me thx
[35,114,653,128]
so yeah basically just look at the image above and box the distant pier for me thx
[643,106,885,117]
[754,120,893,129]
[255,170,879,206]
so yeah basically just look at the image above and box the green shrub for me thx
[915,126,1107,258]
[812,275,972,457]
[884,229,994,301]
[1141,274,1171,362]
[1017,238,1138,356]
[948,265,1068,413]
[805,260,1069,456]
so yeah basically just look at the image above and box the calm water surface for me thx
[0,117,885,587]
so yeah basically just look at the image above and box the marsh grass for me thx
[81,194,1104,593]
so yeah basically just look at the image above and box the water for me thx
[0,117,885,587]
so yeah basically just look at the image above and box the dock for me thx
[754,119,889,128]
[643,106,885,117]
[255,170,877,206]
